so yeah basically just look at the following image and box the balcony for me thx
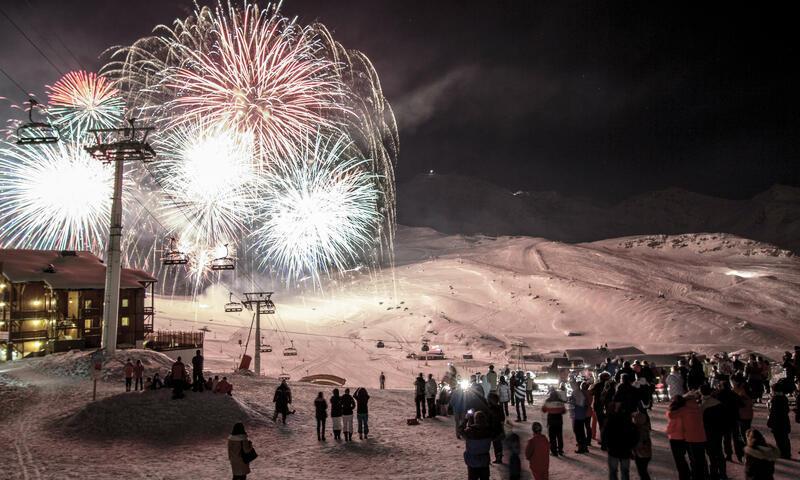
[10,329,49,341]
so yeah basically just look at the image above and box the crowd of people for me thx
[121,350,235,399]
[428,349,800,480]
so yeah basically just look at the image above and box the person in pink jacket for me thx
[667,394,707,480]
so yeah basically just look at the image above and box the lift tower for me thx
[242,292,275,376]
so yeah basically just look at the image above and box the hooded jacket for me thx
[227,434,253,476]
[744,444,779,480]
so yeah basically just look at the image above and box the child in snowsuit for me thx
[525,422,550,480]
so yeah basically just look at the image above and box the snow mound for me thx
[53,389,269,442]
[25,349,182,382]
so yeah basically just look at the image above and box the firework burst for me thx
[251,133,382,285]
[46,71,125,140]
[0,140,115,252]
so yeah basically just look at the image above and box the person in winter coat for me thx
[340,388,356,442]
[486,365,498,394]
[272,380,293,424]
[228,422,255,480]
[314,392,328,441]
[354,387,370,439]
[505,432,522,480]
[580,381,594,445]
[133,360,144,391]
[460,411,493,480]
[414,373,426,419]
[682,392,708,479]
[766,384,791,459]
[716,379,744,462]
[425,374,438,418]
[700,384,727,480]
[151,372,162,390]
[666,395,692,480]
[744,428,780,480]
[687,357,706,391]
[745,355,765,401]
[541,389,566,456]
[666,365,687,400]
[591,372,613,448]
[379,372,386,390]
[487,392,506,464]
[466,377,490,414]
[124,359,134,392]
[191,350,204,392]
[171,357,186,399]
[604,406,639,480]
[330,388,343,440]
[613,373,640,414]
[437,381,450,417]
[450,382,468,438]
[525,373,536,406]
[632,410,652,480]
[568,380,589,453]
[525,422,550,480]
[214,377,233,395]
[514,371,527,422]
[498,376,511,416]
[734,381,754,455]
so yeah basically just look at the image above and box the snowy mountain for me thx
[398,174,800,252]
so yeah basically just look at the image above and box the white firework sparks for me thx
[0,141,114,252]
[252,133,382,285]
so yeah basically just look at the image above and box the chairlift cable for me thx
[0,6,64,76]
[0,65,31,98]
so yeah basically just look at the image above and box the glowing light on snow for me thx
[458,379,470,390]
[0,140,114,252]
[725,270,764,279]
[46,71,125,139]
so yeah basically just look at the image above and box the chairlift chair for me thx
[283,340,298,356]
[421,343,430,353]
[376,340,385,348]
[161,237,188,266]
[278,372,291,381]
[16,99,59,145]
[261,344,272,353]
[258,299,275,314]
[85,119,155,162]
[210,244,235,271]
[224,292,243,313]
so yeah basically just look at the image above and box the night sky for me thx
[1,0,797,200]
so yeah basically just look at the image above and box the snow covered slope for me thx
[398,174,800,252]
[156,227,800,388]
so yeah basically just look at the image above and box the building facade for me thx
[0,249,156,361]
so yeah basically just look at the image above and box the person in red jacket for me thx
[682,392,708,478]
[541,389,566,456]
[123,359,134,392]
[133,360,145,391]
[525,422,550,480]
[667,395,691,480]
[215,377,233,395]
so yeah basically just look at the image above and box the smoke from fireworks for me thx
[0,141,114,252]
[46,71,125,140]
[252,134,382,285]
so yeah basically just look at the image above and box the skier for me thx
[354,386,370,439]
[123,359,134,392]
[379,371,386,390]
[272,379,293,424]
[330,388,343,440]
[314,392,328,441]
[191,349,204,392]
[414,373,426,419]
[340,387,356,441]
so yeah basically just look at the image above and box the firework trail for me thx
[251,133,382,285]
[46,71,125,140]
[0,140,114,252]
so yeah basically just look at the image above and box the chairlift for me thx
[462,353,474,360]
[85,118,155,162]
[16,99,59,145]
[283,340,298,356]
[376,340,385,348]
[161,237,189,266]
[278,372,291,381]
[421,342,430,353]
[258,298,275,314]
[210,244,235,271]
[224,292,243,313]
[260,344,273,353]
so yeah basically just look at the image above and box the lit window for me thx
[121,316,130,327]
[84,299,92,309]
[84,319,92,330]
[121,299,129,308]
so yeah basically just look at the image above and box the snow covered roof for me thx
[0,249,156,290]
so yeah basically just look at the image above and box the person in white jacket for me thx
[665,365,686,400]
[498,376,511,416]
